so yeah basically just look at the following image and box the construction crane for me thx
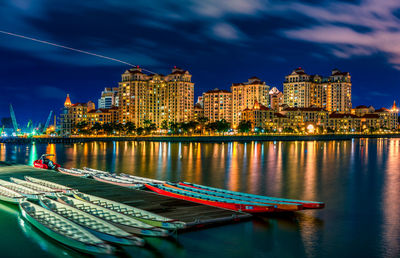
[42,110,53,134]
[9,104,18,135]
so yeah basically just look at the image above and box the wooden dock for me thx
[0,162,251,229]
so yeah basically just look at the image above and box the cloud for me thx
[280,0,400,69]
[3,0,400,70]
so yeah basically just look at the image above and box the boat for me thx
[179,182,325,209]
[92,174,143,189]
[39,197,144,246]
[74,192,186,230]
[165,183,302,211]
[19,201,113,255]
[82,167,111,176]
[58,195,170,237]
[0,185,26,204]
[25,176,77,194]
[145,184,275,213]
[119,173,165,184]
[0,179,44,200]
[33,154,60,170]
[58,167,89,178]
[10,178,62,196]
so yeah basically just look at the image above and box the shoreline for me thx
[1,133,400,143]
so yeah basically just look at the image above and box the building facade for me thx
[118,66,194,128]
[283,68,352,113]
[231,77,270,127]
[87,107,119,126]
[60,94,95,136]
[269,87,284,110]
[203,89,232,123]
[98,87,119,109]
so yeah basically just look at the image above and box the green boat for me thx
[74,192,186,230]
[39,197,145,246]
[25,176,77,194]
[0,185,26,204]
[10,178,62,196]
[19,201,113,255]
[0,179,44,200]
[58,195,170,237]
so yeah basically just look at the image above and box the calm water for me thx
[0,139,399,258]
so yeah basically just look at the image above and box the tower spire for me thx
[64,94,72,107]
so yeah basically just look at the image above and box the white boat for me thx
[20,201,113,254]
[59,195,170,237]
[92,175,143,189]
[120,173,165,184]
[74,192,186,230]
[10,178,62,196]
[82,167,111,176]
[39,197,144,246]
[0,179,43,200]
[25,176,77,194]
[0,185,26,204]
[58,167,88,178]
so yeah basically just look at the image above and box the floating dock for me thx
[0,162,251,229]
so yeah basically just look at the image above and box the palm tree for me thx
[237,120,252,134]
[197,117,209,135]
[123,122,136,135]
[143,119,156,135]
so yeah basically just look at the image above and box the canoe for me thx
[10,178,62,196]
[0,185,26,204]
[39,197,144,246]
[19,201,113,255]
[25,176,77,194]
[58,168,88,178]
[179,182,325,209]
[74,192,186,230]
[92,175,143,189]
[0,179,44,200]
[145,184,275,213]
[82,167,111,176]
[168,183,302,211]
[120,173,165,184]
[58,195,170,237]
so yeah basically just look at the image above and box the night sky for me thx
[0,0,399,125]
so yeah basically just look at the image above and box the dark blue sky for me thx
[0,0,399,125]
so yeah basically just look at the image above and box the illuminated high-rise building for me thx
[283,68,352,112]
[231,77,270,126]
[203,89,232,123]
[118,66,194,127]
[98,87,119,109]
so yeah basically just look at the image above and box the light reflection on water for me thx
[0,139,399,257]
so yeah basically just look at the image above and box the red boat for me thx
[33,154,60,170]
[144,184,275,213]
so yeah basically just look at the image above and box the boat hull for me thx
[179,182,325,209]
[169,183,302,212]
[20,205,112,255]
[93,176,142,188]
[145,184,274,213]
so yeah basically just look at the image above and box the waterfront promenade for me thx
[0,133,400,144]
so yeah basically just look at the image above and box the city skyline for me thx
[1,0,400,125]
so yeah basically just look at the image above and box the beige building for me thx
[193,103,204,121]
[269,87,284,110]
[280,106,329,131]
[241,101,276,129]
[118,66,194,128]
[231,77,270,127]
[98,87,119,109]
[60,94,95,135]
[87,107,119,126]
[203,89,232,123]
[283,68,352,112]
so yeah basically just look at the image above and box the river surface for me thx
[0,139,399,258]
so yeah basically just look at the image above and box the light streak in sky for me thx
[0,30,155,73]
